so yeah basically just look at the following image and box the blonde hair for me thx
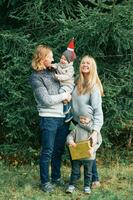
[32,45,52,71]
[77,55,104,96]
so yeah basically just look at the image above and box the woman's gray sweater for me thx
[72,85,103,133]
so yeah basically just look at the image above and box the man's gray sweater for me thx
[30,69,67,117]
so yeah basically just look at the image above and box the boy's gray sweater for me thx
[67,124,102,160]
[30,69,66,117]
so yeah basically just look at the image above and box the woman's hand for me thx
[88,131,98,147]
[88,147,94,157]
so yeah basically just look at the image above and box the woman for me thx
[30,45,71,193]
[72,55,104,146]
[66,55,104,193]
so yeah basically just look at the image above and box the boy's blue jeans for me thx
[69,159,93,187]
[39,117,69,185]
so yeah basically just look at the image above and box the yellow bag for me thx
[69,140,92,160]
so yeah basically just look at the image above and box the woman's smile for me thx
[81,65,90,73]
[80,58,91,73]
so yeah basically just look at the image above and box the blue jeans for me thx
[92,159,99,182]
[69,160,93,187]
[39,117,69,185]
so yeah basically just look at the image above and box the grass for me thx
[0,156,133,200]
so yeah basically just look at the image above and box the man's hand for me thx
[64,92,71,102]
[62,92,71,102]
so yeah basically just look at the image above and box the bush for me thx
[0,0,132,162]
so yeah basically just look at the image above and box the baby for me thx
[53,38,76,122]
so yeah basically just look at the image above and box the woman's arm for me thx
[91,132,102,152]
[90,87,103,133]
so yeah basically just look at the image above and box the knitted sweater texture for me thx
[30,68,66,117]
[72,85,103,133]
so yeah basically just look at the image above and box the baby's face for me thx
[80,116,90,124]
[60,55,68,65]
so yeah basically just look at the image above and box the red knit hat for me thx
[63,38,76,63]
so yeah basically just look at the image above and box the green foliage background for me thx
[0,0,133,162]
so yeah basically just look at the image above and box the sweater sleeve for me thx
[90,87,103,133]
[66,129,76,145]
[31,76,67,106]
[93,132,102,152]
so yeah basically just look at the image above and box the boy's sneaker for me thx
[84,186,91,194]
[65,112,73,123]
[91,181,101,189]
[64,103,71,114]
[40,182,54,193]
[66,185,75,193]
[52,178,65,187]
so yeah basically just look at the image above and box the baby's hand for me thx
[54,74,59,80]
[69,141,76,148]
[51,64,56,69]
[63,100,68,104]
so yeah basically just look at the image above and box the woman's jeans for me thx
[69,159,93,187]
[92,159,99,182]
[39,117,69,185]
